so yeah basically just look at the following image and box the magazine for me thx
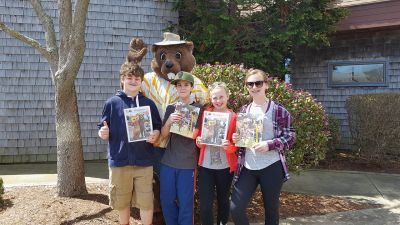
[200,111,230,146]
[170,102,200,138]
[235,112,264,148]
[124,106,153,142]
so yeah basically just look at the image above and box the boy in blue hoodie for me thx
[98,62,162,225]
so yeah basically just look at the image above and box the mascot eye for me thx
[175,52,182,60]
[160,52,166,61]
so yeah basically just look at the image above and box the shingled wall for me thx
[291,28,400,149]
[0,0,178,163]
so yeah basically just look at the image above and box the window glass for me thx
[329,62,386,86]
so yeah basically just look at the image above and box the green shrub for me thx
[0,177,4,206]
[193,64,330,171]
[327,116,341,152]
[346,93,400,160]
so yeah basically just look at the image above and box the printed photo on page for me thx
[170,102,200,138]
[124,106,153,142]
[235,112,264,148]
[200,111,230,146]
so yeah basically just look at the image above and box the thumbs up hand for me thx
[99,121,110,140]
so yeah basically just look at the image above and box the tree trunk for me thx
[55,78,87,196]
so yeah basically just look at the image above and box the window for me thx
[328,61,387,87]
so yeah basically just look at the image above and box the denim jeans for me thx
[230,161,284,225]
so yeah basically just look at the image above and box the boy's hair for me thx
[119,61,144,88]
[208,81,230,97]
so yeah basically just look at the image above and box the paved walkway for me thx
[1,162,399,224]
[280,170,400,225]
[1,161,109,186]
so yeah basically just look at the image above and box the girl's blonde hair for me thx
[208,82,230,97]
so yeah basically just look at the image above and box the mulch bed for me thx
[1,150,396,224]
[0,183,380,225]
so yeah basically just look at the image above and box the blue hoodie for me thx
[98,91,162,167]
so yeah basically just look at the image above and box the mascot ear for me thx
[127,38,147,64]
[185,42,194,53]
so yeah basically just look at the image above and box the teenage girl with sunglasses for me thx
[230,69,296,225]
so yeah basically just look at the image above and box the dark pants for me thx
[199,166,233,225]
[160,164,195,225]
[153,147,165,175]
[230,161,284,225]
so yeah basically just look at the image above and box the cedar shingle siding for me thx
[0,0,178,163]
[291,28,400,149]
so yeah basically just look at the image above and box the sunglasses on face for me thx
[245,80,264,88]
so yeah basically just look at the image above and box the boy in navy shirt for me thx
[98,62,161,225]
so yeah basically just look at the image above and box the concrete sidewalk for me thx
[280,169,400,225]
[1,162,399,224]
[0,161,109,187]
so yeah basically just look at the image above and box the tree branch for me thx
[0,22,51,60]
[55,0,89,84]
[30,0,58,57]
[72,0,90,52]
[57,0,72,67]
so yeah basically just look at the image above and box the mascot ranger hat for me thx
[171,71,194,85]
[153,32,187,46]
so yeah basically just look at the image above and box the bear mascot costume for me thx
[142,32,208,122]
[126,32,208,224]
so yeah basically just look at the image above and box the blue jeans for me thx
[230,161,284,225]
[159,163,195,225]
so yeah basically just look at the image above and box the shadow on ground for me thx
[59,207,113,225]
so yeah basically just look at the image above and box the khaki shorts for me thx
[109,166,154,210]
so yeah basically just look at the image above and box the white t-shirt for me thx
[244,102,280,170]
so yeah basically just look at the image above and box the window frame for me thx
[328,61,388,87]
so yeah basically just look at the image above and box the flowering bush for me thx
[192,63,249,111]
[193,64,330,170]
[266,77,329,170]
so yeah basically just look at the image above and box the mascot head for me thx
[151,32,196,81]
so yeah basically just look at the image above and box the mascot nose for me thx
[165,61,174,69]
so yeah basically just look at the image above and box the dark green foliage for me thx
[327,116,341,151]
[170,0,347,78]
[193,64,330,171]
[346,93,400,160]
[0,177,4,206]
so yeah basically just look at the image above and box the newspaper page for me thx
[124,106,153,142]
[170,102,200,138]
[235,112,264,148]
[200,111,230,146]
